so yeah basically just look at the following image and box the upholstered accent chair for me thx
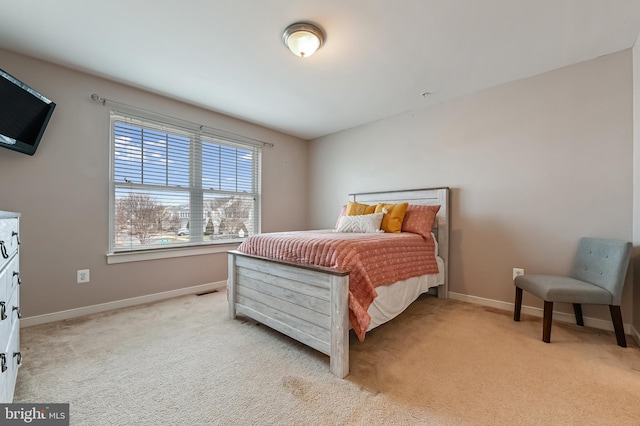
[513,238,632,347]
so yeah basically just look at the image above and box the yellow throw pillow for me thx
[375,202,409,233]
[345,201,376,216]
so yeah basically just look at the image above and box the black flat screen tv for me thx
[0,68,56,155]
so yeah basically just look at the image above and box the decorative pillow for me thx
[335,204,347,228]
[335,213,384,233]
[375,202,409,233]
[402,205,441,239]
[345,201,376,216]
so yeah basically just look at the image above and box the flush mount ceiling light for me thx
[282,22,325,58]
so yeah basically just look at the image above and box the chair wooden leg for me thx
[542,301,553,343]
[573,303,584,326]
[609,305,627,348]
[514,287,523,321]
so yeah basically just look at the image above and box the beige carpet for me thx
[14,290,640,425]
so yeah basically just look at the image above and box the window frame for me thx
[107,108,262,262]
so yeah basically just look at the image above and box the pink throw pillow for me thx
[401,205,441,238]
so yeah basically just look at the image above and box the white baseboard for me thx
[448,291,633,335]
[21,280,227,328]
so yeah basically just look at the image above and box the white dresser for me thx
[0,211,20,403]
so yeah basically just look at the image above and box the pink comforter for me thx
[236,230,439,341]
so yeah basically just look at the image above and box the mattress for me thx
[236,229,439,340]
[367,256,445,330]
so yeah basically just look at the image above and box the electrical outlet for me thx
[77,269,90,283]
[513,268,524,280]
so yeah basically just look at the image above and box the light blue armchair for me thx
[513,237,632,347]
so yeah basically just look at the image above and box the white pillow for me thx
[335,213,384,233]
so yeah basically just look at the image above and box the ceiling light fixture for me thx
[283,22,324,58]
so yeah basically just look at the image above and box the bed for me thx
[227,187,449,378]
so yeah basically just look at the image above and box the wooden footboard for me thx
[228,250,351,378]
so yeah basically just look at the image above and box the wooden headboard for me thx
[349,187,450,298]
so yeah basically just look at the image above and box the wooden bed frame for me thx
[227,187,450,378]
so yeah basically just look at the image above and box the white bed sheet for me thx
[367,255,445,331]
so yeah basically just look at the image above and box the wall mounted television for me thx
[0,68,56,156]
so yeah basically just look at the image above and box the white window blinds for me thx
[110,111,261,253]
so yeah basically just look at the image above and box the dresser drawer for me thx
[6,255,19,297]
[0,255,18,341]
[0,218,19,270]
[7,289,18,340]
[1,324,20,403]
[0,287,18,352]
[0,255,18,300]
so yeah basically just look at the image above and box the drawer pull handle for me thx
[0,241,7,259]
[13,352,21,365]
[13,271,21,285]
[12,306,20,319]
[0,354,6,373]
[0,302,6,321]
[11,231,20,246]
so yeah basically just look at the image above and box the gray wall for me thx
[1,46,635,327]
[309,49,634,323]
[0,48,309,317]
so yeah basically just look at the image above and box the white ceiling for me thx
[1,1,639,140]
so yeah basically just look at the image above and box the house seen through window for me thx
[109,111,261,253]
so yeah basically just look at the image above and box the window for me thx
[109,111,261,254]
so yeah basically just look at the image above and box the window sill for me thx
[106,242,241,264]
